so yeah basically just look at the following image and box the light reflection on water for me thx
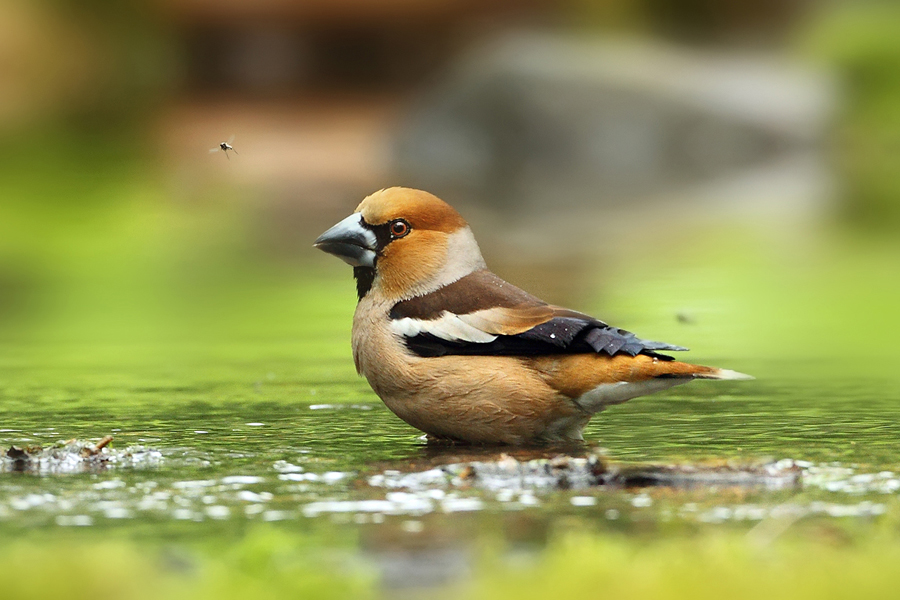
[1,376,898,536]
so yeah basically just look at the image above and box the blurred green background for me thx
[2,1,900,599]
[1,0,899,366]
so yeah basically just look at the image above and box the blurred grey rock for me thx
[392,33,834,251]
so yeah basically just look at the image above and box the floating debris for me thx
[368,453,801,493]
[2,437,162,474]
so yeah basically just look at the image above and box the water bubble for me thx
[205,505,231,519]
[631,494,652,508]
[56,515,92,526]
[221,475,264,486]
[401,520,425,533]
[571,496,597,507]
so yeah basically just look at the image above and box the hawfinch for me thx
[315,187,751,445]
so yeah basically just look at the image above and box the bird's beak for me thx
[314,213,378,268]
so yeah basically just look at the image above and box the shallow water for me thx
[2,366,897,545]
[0,354,899,595]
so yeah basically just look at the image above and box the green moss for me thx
[458,533,900,600]
[0,528,375,600]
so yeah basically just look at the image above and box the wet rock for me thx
[615,461,801,490]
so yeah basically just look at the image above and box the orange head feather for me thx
[356,188,482,300]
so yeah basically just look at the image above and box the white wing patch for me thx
[391,312,498,344]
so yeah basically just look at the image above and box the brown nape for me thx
[390,270,550,320]
[530,354,722,399]
[356,187,468,233]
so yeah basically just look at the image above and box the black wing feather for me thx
[403,314,687,360]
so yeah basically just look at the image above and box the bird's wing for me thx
[389,270,687,359]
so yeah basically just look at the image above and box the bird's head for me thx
[314,187,486,300]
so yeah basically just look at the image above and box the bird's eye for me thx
[389,219,410,238]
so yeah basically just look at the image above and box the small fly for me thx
[210,135,238,159]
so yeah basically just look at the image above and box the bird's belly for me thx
[367,353,588,444]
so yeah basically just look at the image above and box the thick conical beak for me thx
[314,213,377,268]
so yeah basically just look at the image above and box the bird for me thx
[314,187,752,445]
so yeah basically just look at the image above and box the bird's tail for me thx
[654,361,754,381]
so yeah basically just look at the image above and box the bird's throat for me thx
[354,266,376,300]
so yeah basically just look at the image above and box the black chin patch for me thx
[354,267,375,300]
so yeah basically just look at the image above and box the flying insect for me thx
[210,135,237,159]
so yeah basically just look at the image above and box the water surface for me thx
[3,363,897,544]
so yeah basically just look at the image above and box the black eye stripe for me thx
[362,219,411,253]
[361,221,392,251]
